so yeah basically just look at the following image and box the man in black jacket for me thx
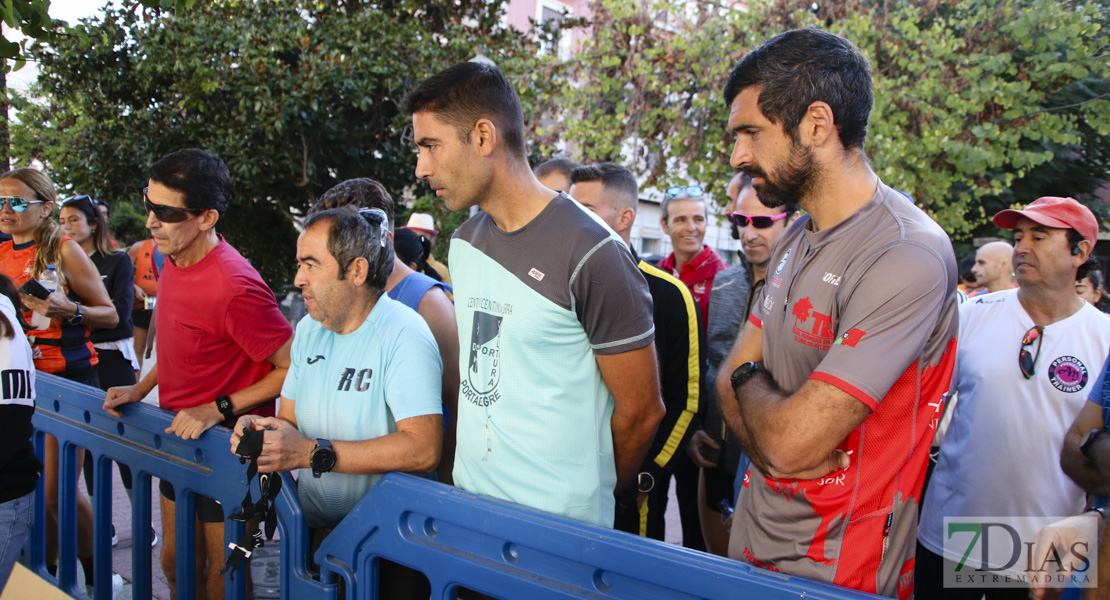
[570,162,705,541]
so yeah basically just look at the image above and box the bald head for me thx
[972,241,1015,293]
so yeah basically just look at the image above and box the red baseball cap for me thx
[992,196,1099,244]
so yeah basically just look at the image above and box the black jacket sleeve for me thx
[638,267,705,482]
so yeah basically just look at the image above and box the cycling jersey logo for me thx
[307,355,325,364]
[771,248,791,288]
[791,296,834,350]
[1048,356,1088,393]
[462,310,502,407]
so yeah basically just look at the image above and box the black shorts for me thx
[133,309,152,329]
[158,479,224,523]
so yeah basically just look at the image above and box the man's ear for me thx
[800,101,836,148]
[616,207,636,231]
[346,256,370,286]
[785,211,801,227]
[1074,239,1093,264]
[474,119,497,157]
[197,208,220,231]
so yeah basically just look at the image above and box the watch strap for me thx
[215,395,235,423]
[66,301,83,325]
[311,439,336,478]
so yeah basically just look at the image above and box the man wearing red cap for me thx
[917,196,1110,599]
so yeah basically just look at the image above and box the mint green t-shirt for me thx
[450,194,654,526]
[283,293,443,528]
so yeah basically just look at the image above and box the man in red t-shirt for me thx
[105,149,293,600]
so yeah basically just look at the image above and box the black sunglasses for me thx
[143,187,206,223]
[729,212,790,229]
[1019,325,1044,379]
[0,196,44,213]
[665,186,704,198]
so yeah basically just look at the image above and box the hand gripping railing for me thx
[31,371,882,600]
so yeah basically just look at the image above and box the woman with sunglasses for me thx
[0,168,118,592]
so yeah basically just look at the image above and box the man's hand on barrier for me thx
[686,430,720,469]
[104,383,147,417]
[166,402,223,440]
[251,418,313,474]
[765,449,850,481]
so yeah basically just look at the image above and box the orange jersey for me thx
[0,238,97,374]
[134,239,158,298]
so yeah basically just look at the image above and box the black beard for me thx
[747,142,818,209]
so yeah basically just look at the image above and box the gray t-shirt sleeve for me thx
[570,239,655,355]
[810,242,951,410]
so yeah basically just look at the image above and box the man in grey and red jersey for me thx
[715,29,958,598]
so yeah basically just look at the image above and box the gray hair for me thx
[302,206,394,292]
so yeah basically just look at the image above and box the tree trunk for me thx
[0,66,9,172]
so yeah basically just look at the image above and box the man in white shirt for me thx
[917,196,1110,599]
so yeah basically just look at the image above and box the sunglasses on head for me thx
[0,196,44,213]
[729,211,790,229]
[143,187,206,223]
[1019,325,1044,379]
[665,185,704,198]
[62,194,103,206]
[359,208,389,248]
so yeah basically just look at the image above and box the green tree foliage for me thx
[12,0,557,288]
[552,0,1110,243]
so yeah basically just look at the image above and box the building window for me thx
[537,0,573,60]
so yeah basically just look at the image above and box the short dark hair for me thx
[311,178,395,229]
[303,206,394,292]
[570,163,639,211]
[403,61,527,157]
[1082,257,1103,289]
[535,157,580,180]
[148,149,232,220]
[959,254,977,283]
[723,28,873,150]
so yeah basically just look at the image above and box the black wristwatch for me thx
[730,361,765,393]
[310,439,337,478]
[637,471,655,494]
[215,395,235,423]
[1080,429,1105,459]
[66,301,84,326]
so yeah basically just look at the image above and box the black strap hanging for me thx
[219,427,283,580]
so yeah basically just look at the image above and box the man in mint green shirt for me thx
[404,62,664,527]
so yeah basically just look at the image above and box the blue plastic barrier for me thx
[30,372,882,600]
[30,373,259,600]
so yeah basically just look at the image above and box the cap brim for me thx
[992,209,1072,231]
[402,226,439,235]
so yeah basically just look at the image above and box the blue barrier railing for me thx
[30,372,882,600]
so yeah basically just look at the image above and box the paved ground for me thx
[92,463,684,599]
[90,469,280,600]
